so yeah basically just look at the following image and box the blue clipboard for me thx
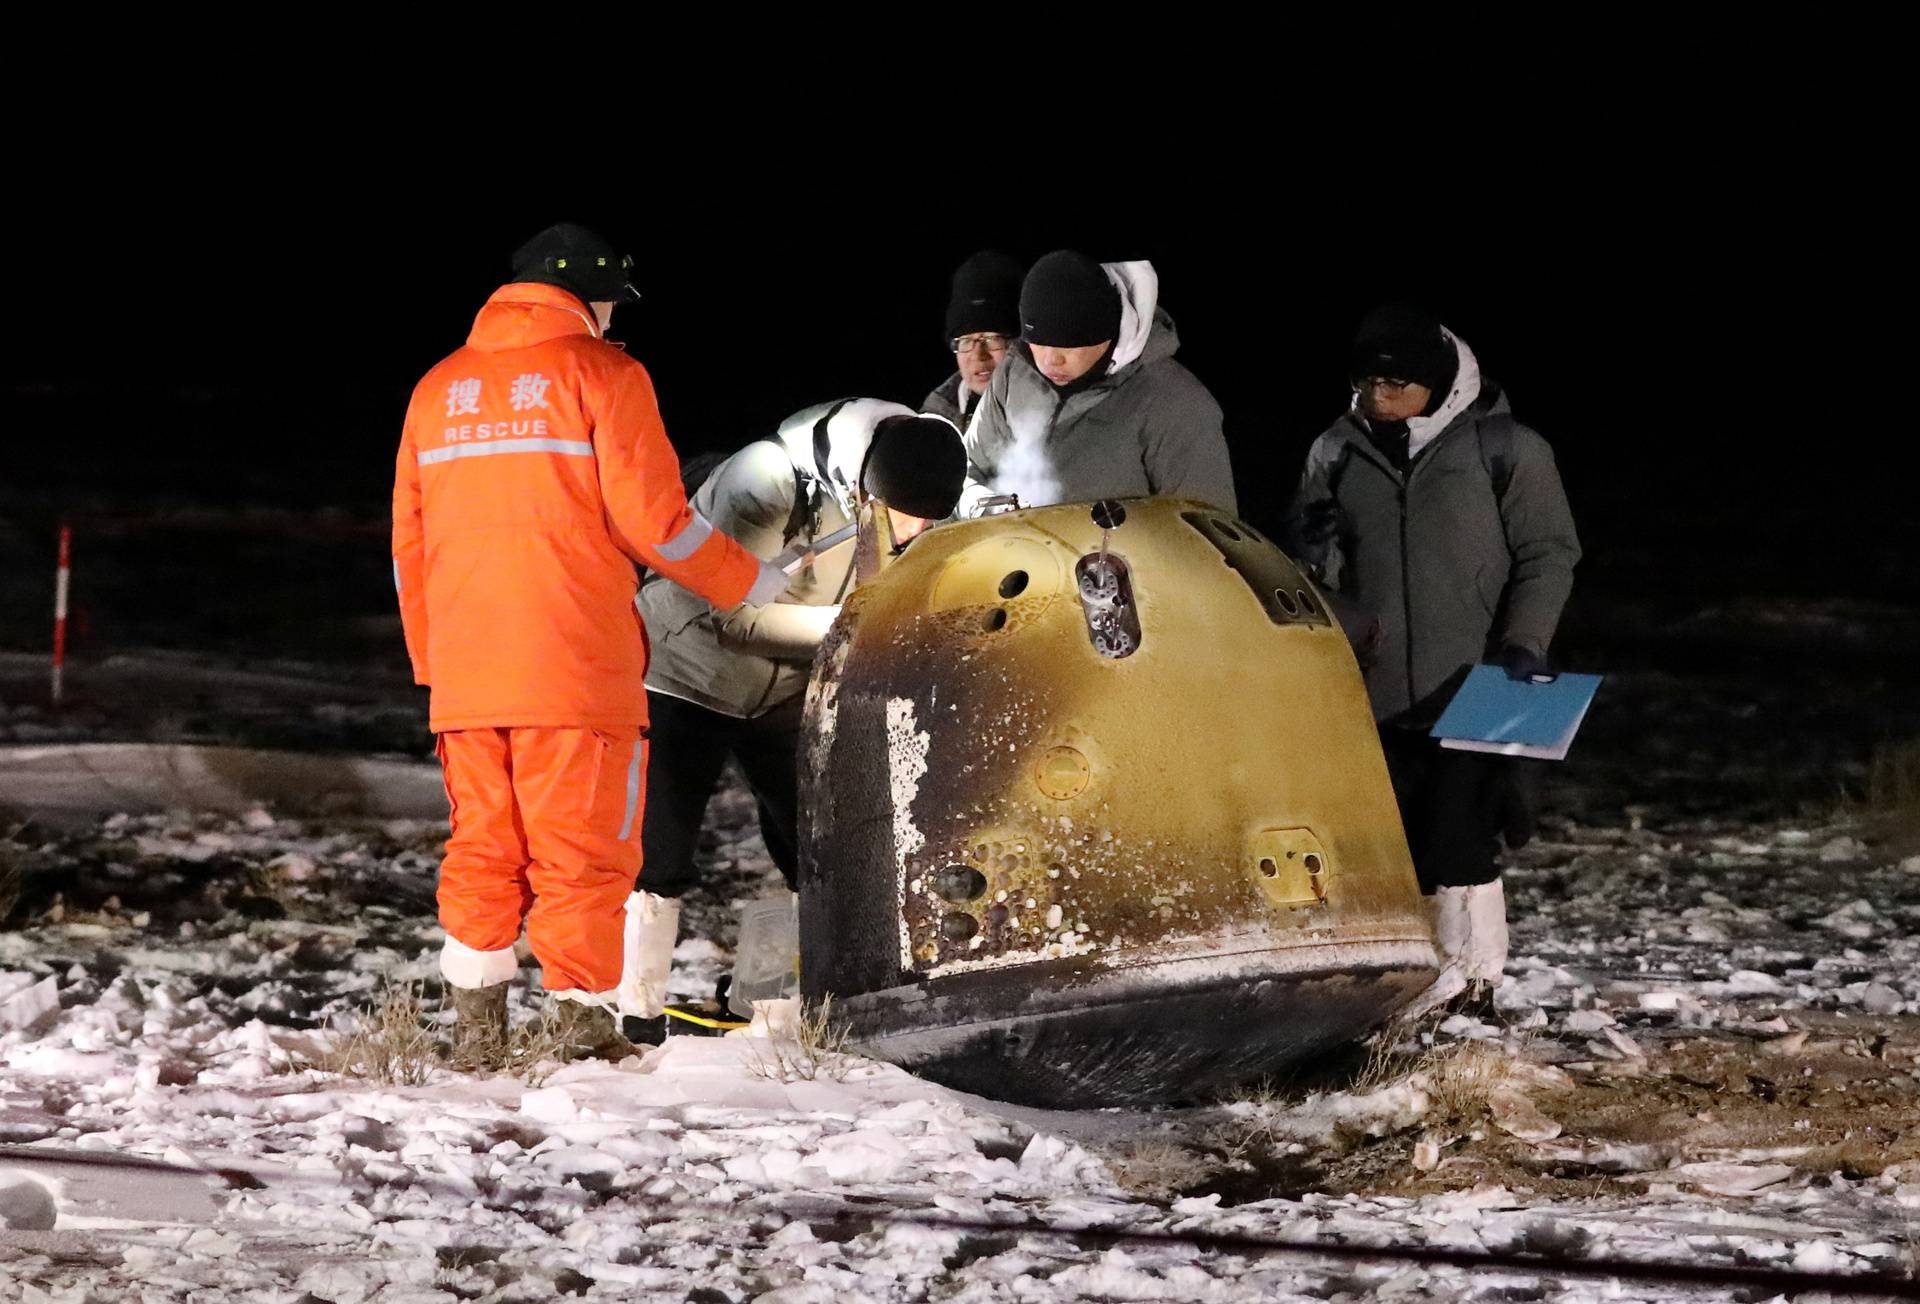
[1429,664,1603,762]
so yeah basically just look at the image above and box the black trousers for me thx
[640,690,802,898]
[1378,727,1507,893]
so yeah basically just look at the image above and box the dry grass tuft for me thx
[317,982,442,1086]
[1415,1039,1523,1123]
[1217,1075,1282,1108]
[1213,1026,1420,1110]
[1352,1022,1431,1095]
[1098,1138,1220,1199]
[1216,1108,1287,1169]
[746,995,854,1083]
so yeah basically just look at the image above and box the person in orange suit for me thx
[392,222,789,1064]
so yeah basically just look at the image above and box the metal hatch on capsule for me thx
[796,496,1435,1107]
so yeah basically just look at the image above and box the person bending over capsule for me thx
[628,404,968,1040]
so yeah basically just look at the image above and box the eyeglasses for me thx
[1353,376,1420,396]
[952,333,1013,355]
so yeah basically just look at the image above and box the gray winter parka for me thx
[1290,334,1579,726]
[961,262,1236,513]
[922,372,977,428]
[639,399,912,718]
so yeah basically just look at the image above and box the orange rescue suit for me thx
[393,282,761,999]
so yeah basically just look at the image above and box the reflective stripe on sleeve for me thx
[654,511,714,562]
[417,438,594,465]
[617,744,642,841]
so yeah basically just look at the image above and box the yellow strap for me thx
[662,1005,751,1031]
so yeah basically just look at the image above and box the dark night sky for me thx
[2,72,1897,595]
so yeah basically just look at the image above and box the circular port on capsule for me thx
[999,570,1029,599]
[931,865,988,902]
[941,912,979,941]
[1035,746,1092,800]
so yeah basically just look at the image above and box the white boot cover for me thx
[616,891,682,1018]
[441,934,518,990]
[1402,887,1473,1019]
[1463,879,1509,986]
[1433,884,1473,970]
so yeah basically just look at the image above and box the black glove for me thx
[1496,644,1550,682]
[1294,499,1345,548]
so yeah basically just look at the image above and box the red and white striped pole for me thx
[51,523,71,706]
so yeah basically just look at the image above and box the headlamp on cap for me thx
[548,251,639,303]
[510,222,640,304]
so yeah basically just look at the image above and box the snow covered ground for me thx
[3,591,1920,1301]
[4,770,1920,1301]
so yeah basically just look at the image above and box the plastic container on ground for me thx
[728,892,799,1017]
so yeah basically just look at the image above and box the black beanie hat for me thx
[510,223,638,303]
[1349,303,1456,392]
[860,415,968,521]
[1019,250,1122,348]
[944,250,1023,342]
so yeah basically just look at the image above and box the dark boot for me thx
[623,1015,668,1046]
[447,982,509,1070]
[549,1001,636,1062]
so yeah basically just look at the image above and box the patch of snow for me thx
[1488,1087,1561,1142]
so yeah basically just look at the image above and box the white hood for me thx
[776,397,917,513]
[1103,261,1159,372]
[1405,330,1482,457]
